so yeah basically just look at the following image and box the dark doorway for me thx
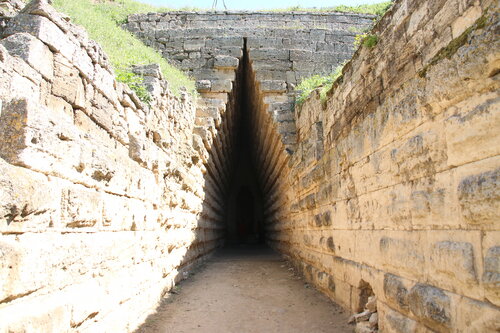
[225,38,265,244]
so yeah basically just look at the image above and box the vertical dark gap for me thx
[225,37,266,246]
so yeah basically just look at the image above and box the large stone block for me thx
[52,53,85,108]
[205,36,243,48]
[250,48,289,61]
[379,236,425,278]
[379,305,418,333]
[458,168,500,226]
[260,80,287,93]
[0,98,80,175]
[213,55,239,69]
[93,63,119,106]
[61,185,102,228]
[430,241,477,285]
[0,158,60,233]
[0,32,53,81]
[4,14,76,60]
[444,92,500,167]
[210,79,232,93]
[482,246,500,304]
[383,273,409,312]
[454,296,500,332]
[407,284,451,330]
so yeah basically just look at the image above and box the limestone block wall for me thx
[125,10,374,153]
[0,1,229,331]
[1,0,499,331]
[257,0,500,331]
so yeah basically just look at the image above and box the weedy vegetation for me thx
[267,1,393,16]
[295,65,344,106]
[52,0,197,101]
[293,1,394,106]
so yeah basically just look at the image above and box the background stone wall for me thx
[125,10,374,153]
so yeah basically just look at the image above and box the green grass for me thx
[266,1,393,16]
[295,65,344,106]
[52,0,197,100]
[354,33,379,48]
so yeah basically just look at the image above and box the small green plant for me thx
[354,33,378,49]
[116,69,152,103]
[266,1,393,16]
[348,26,370,34]
[295,65,344,106]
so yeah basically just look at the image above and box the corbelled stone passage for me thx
[125,10,375,153]
[0,0,499,332]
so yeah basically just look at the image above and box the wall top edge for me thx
[134,11,377,18]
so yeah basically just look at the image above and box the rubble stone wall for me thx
[258,0,500,331]
[0,1,229,331]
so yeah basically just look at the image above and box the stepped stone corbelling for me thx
[125,10,375,153]
[0,0,499,332]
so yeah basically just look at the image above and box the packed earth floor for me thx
[135,245,352,333]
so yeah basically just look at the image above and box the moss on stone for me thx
[419,13,488,78]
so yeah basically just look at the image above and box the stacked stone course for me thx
[255,0,500,332]
[0,1,229,331]
[0,0,499,332]
[126,10,375,153]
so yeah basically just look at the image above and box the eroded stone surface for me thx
[0,0,499,332]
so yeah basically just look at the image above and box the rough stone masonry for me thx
[0,0,499,332]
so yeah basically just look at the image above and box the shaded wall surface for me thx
[0,0,499,332]
[0,1,227,331]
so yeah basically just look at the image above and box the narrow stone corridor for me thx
[135,246,351,333]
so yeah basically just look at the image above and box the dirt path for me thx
[135,245,352,333]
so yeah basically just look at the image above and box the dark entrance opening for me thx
[225,38,265,245]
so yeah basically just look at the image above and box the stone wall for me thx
[0,0,499,332]
[255,0,500,331]
[125,10,374,153]
[0,1,228,331]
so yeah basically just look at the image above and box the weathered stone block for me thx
[93,63,118,105]
[379,237,425,278]
[210,79,232,93]
[45,94,73,118]
[458,168,499,225]
[430,241,477,284]
[455,296,500,332]
[4,14,76,60]
[445,93,500,167]
[250,48,289,61]
[290,49,313,61]
[205,36,243,48]
[132,63,163,79]
[196,79,211,92]
[0,32,53,81]
[61,186,102,228]
[483,246,500,304]
[71,46,94,81]
[260,80,287,93]
[383,273,409,311]
[407,284,451,330]
[381,306,418,333]
[213,55,239,69]
[0,98,78,174]
[0,159,60,232]
[52,53,85,108]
